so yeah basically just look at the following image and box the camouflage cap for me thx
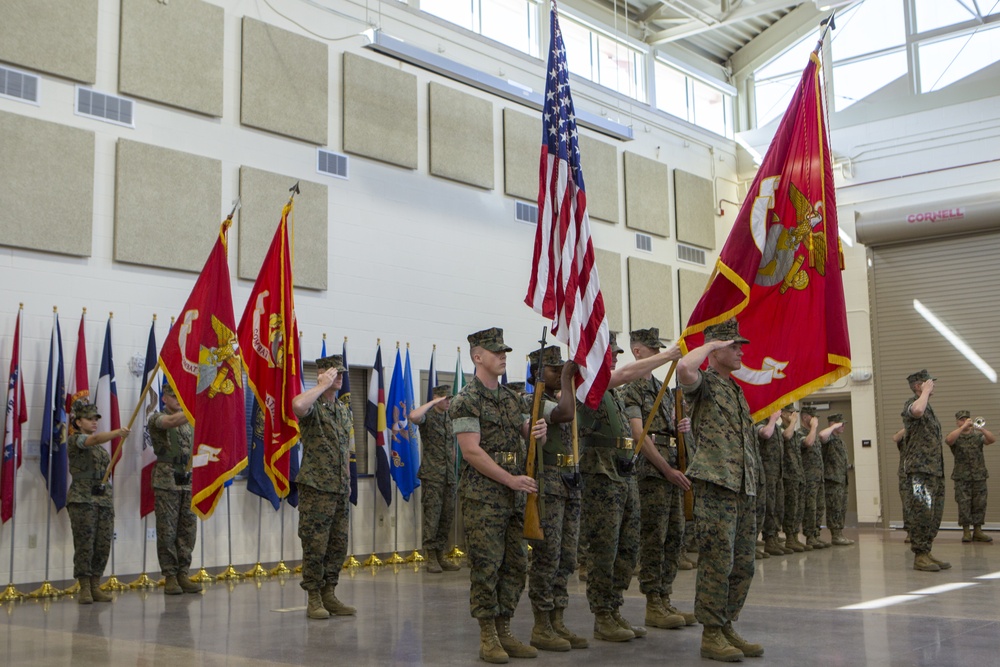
[703,318,750,344]
[781,404,796,413]
[316,354,347,372]
[161,382,176,397]
[609,332,624,355]
[506,381,526,393]
[528,345,564,368]
[956,410,971,420]
[468,327,513,353]
[72,399,101,420]
[828,413,845,423]
[630,328,665,349]
[432,385,452,398]
[906,369,935,383]
[801,406,818,417]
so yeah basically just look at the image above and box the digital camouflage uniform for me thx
[800,414,825,540]
[757,420,784,540]
[297,391,353,593]
[415,399,456,553]
[148,409,197,577]
[949,420,989,528]
[66,428,114,579]
[822,418,850,533]
[782,425,805,538]
[897,433,911,530]
[902,390,944,555]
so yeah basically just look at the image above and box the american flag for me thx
[525,1,611,410]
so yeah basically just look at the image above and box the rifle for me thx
[675,380,693,521]
[523,327,548,541]
[628,360,678,469]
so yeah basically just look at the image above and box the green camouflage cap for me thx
[468,327,513,353]
[781,404,795,413]
[506,381,526,393]
[609,332,624,355]
[828,413,845,423]
[72,399,101,420]
[801,406,818,417]
[528,345,564,368]
[907,369,935,383]
[161,382,176,397]
[432,385,451,398]
[316,354,347,372]
[630,327,665,349]
[703,318,750,344]
[956,410,971,420]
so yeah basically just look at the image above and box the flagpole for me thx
[1,305,25,602]
[387,485,403,565]
[30,307,62,599]
[129,515,157,588]
[216,486,240,580]
[345,504,361,568]
[270,500,292,575]
[243,496,268,578]
[446,346,466,560]
[98,313,126,593]
[364,339,384,568]
[190,519,211,582]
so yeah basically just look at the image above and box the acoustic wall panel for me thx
[678,268,709,330]
[594,248,623,334]
[675,169,715,249]
[502,108,538,201]
[237,167,328,290]
[0,112,94,256]
[624,152,670,237]
[429,82,494,189]
[628,257,674,339]
[114,140,221,272]
[342,52,417,169]
[0,0,98,83]
[580,136,619,224]
[119,0,224,117]
[241,17,328,145]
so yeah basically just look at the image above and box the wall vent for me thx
[635,232,653,252]
[515,201,538,225]
[317,149,349,179]
[76,87,133,127]
[677,243,707,266]
[0,66,39,104]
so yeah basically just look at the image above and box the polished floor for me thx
[2,528,999,666]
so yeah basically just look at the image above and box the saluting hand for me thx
[317,368,339,388]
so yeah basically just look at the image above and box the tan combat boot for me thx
[678,554,695,570]
[913,553,940,572]
[927,553,952,570]
[754,548,768,560]
[962,526,973,542]
[479,618,510,664]
[973,526,993,543]
[723,622,764,657]
[177,572,203,594]
[611,609,646,638]
[662,596,697,626]
[550,607,588,648]
[90,576,112,602]
[425,550,443,574]
[764,536,785,556]
[529,608,571,652]
[307,589,330,619]
[163,575,183,595]
[577,564,588,581]
[830,530,855,546]
[593,611,634,642]
[784,534,804,553]
[645,593,684,629]
[77,577,94,605]
[495,616,537,658]
[700,626,743,662]
[805,536,825,550]
[321,584,356,615]
[439,550,461,571]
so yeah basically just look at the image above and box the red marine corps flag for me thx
[679,30,850,421]
[237,190,301,499]
[160,212,247,518]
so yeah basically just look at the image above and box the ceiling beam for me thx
[645,0,801,45]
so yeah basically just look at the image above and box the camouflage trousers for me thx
[755,472,766,538]
[692,480,755,628]
[528,475,581,611]
[638,477,683,597]
[67,503,113,579]
[905,474,944,554]
[824,481,848,531]
[801,476,826,537]
[763,469,784,538]
[154,488,197,577]
[581,473,639,613]
[782,478,803,536]
[421,480,456,552]
[461,495,527,619]
[954,479,988,526]
[297,485,349,592]
[898,472,911,529]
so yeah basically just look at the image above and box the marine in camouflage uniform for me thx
[291,355,356,619]
[148,383,201,595]
[757,411,787,556]
[411,384,460,573]
[678,319,762,662]
[781,405,807,552]
[621,327,696,630]
[450,327,574,663]
[895,428,911,539]
[67,400,125,604]
[525,345,587,651]
[820,413,854,546]
[799,407,828,549]
[901,369,950,572]
[946,410,996,542]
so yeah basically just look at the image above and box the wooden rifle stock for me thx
[675,384,693,521]
[523,327,548,541]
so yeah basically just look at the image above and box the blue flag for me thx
[525,358,534,394]
[339,338,357,506]
[247,397,280,511]
[387,347,419,501]
[40,314,68,511]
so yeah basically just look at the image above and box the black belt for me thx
[581,436,635,451]
[543,452,576,468]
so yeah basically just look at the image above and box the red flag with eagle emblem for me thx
[160,217,247,518]
[679,45,850,421]
[237,198,300,500]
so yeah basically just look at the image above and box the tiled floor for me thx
[2,528,999,666]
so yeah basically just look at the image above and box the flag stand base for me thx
[216,565,241,581]
[242,563,269,578]
[128,573,158,589]
[293,564,302,573]
[269,561,292,576]
[0,583,25,602]
[445,545,466,559]
[362,553,383,567]
[345,555,362,569]
[101,575,128,592]
[62,581,80,595]
[403,549,425,563]
[189,569,212,583]
[27,581,62,599]
[385,552,405,564]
